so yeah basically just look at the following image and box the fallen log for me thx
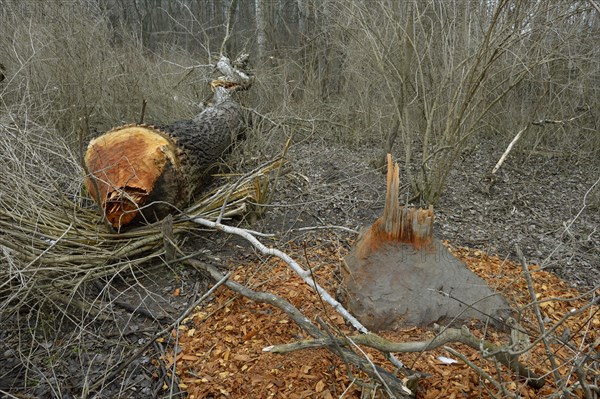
[84,55,251,230]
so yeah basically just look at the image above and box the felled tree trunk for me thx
[341,155,511,330]
[84,55,251,230]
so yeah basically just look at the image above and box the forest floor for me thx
[253,137,600,291]
[1,136,599,398]
[164,137,599,398]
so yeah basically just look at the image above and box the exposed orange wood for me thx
[84,125,179,229]
[356,154,434,258]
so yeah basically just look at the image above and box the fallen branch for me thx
[187,259,413,398]
[491,113,584,179]
[531,115,583,126]
[291,225,359,235]
[190,217,369,333]
[491,125,528,175]
[263,324,545,389]
[516,245,569,396]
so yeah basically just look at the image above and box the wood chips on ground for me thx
[164,234,599,398]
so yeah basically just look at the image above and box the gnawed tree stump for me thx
[85,55,250,230]
[341,155,511,331]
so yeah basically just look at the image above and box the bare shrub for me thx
[252,1,598,204]
[0,0,210,146]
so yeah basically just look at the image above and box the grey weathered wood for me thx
[342,155,512,330]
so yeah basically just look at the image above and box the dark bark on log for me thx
[84,57,250,230]
[156,95,245,195]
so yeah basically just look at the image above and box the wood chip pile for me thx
[166,235,599,398]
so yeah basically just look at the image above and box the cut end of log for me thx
[357,154,434,258]
[104,186,148,228]
[84,125,179,229]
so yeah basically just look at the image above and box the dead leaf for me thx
[234,354,251,361]
[315,379,325,393]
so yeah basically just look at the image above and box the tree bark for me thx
[255,0,268,60]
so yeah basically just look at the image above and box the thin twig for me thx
[139,99,147,124]
[516,245,568,396]
[292,225,359,235]
[445,346,517,399]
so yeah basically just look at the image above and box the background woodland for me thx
[0,1,599,398]
[1,0,598,203]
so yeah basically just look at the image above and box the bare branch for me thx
[444,346,517,399]
[491,125,529,175]
[516,245,568,395]
[264,324,545,389]
[187,259,412,398]
[190,217,369,333]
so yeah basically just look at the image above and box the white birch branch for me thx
[491,125,528,175]
[190,217,369,333]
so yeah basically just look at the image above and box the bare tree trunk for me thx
[255,0,267,60]
[297,0,308,37]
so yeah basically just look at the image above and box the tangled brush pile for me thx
[0,116,281,322]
